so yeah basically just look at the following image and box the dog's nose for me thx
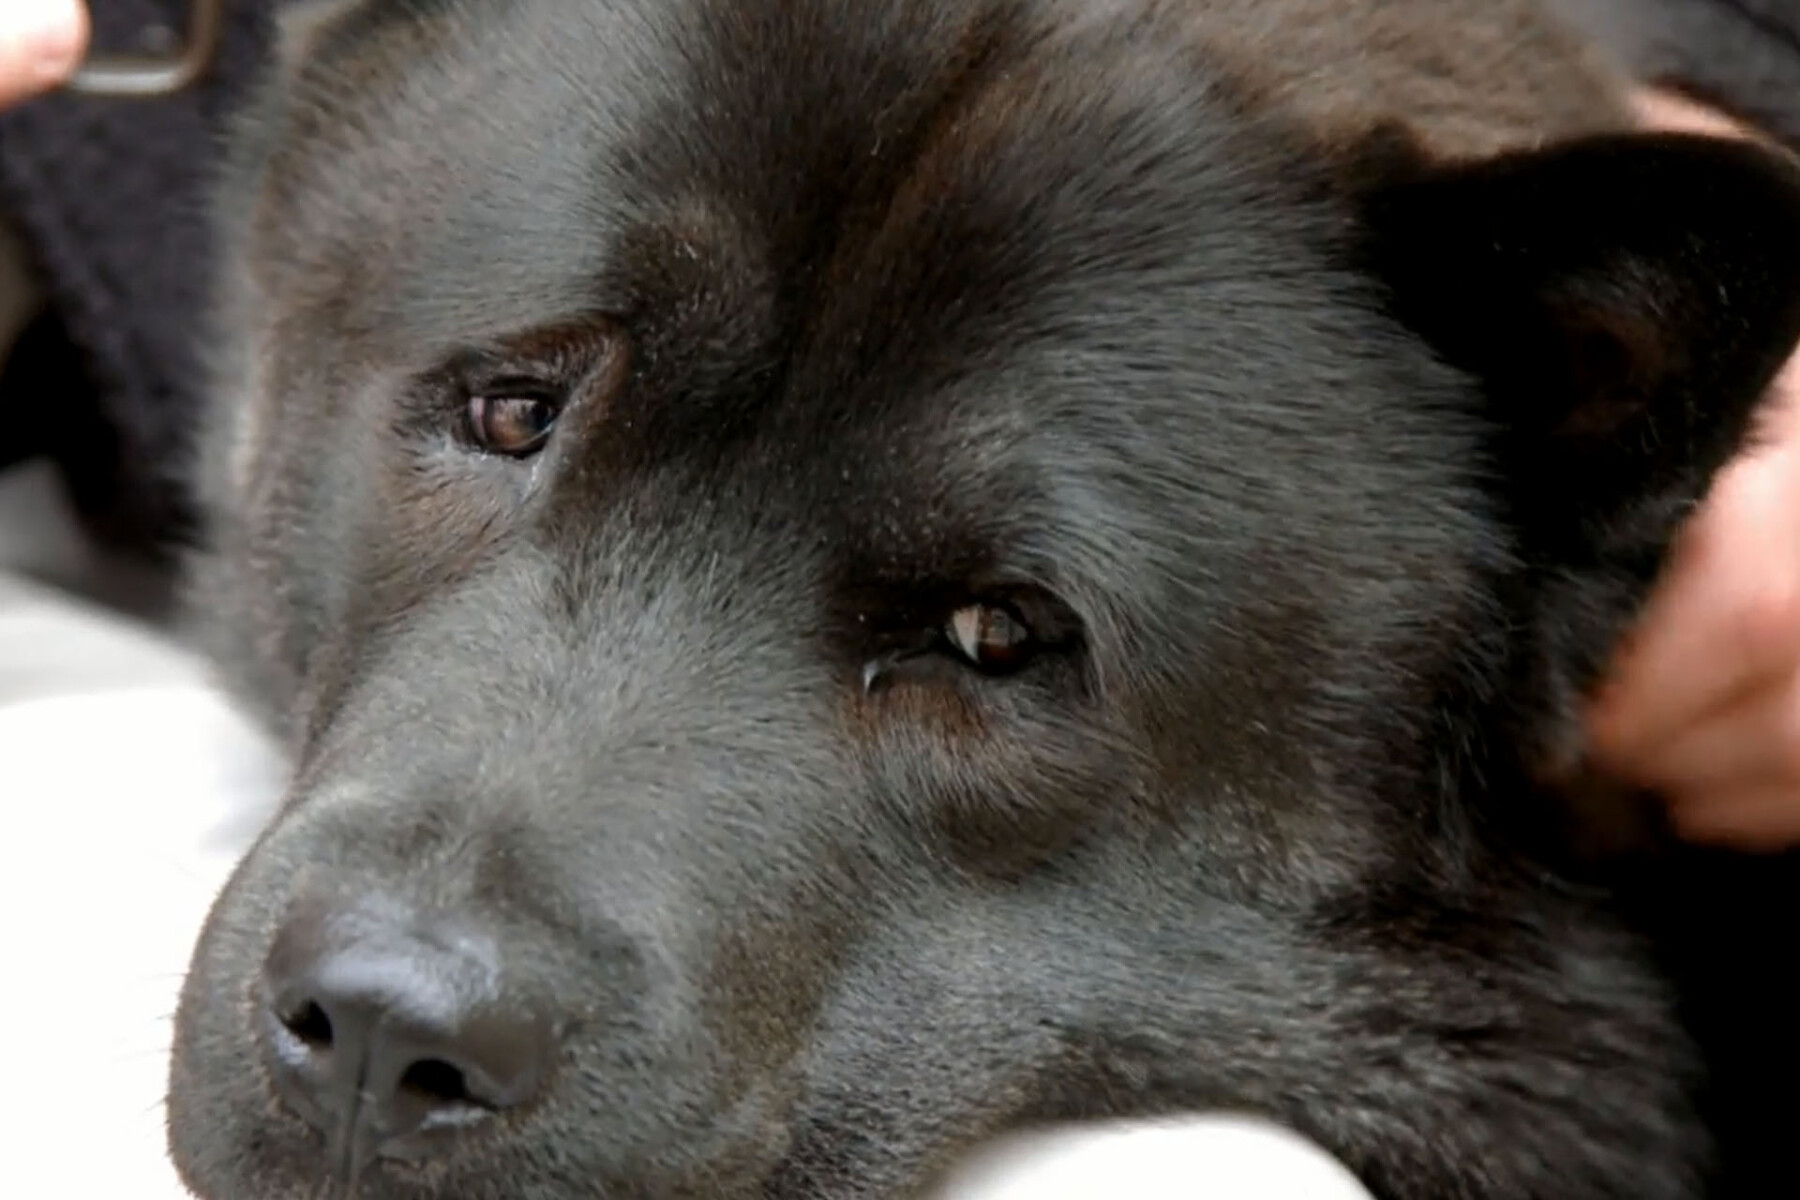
[260,895,552,1169]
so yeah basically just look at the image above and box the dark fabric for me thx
[0,0,276,551]
[0,0,1795,555]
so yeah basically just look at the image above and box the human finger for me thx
[1588,439,1800,769]
[1666,782,1800,851]
[1636,671,1800,795]
[0,0,88,108]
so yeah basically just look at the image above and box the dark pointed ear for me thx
[1363,133,1800,561]
[1362,134,1800,856]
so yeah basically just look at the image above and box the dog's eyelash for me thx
[394,319,623,451]
[859,590,1084,693]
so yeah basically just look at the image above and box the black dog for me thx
[166,1,1800,1196]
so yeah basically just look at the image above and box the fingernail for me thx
[19,0,87,83]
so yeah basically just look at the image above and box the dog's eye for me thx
[466,391,561,457]
[945,603,1036,673]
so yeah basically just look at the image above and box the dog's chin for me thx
[166,1086,791,1200]
[167,1025,801,1200]
[167,1118,773,1200]
[168,1115,339,1200]
[171,1142,812,1200]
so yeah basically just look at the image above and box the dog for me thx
[165,0,1800,1196]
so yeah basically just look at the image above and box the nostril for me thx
[260,896,556,1161]
[398,1059,478,1108]
[280,1000,335,1049]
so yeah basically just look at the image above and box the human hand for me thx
[1587,352,1800,850]
[1585,90,1800,850]
[0,0,88,107]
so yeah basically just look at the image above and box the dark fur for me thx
[167,1,1800,1196]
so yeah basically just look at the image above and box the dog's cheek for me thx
[846,677,1143,878]
[357,445,520,619]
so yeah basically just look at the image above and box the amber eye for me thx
[466,391,561,457]
[945,603,1036,673]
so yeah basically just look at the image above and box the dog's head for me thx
[169,1,1800,1197]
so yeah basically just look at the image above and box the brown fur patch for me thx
[1167,0,1633,160]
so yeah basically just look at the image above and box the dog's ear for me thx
[1364,133,1800,562]
[1362,133,1800,853]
